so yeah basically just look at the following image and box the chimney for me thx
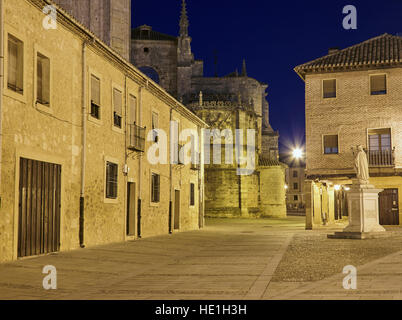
[328,47,340,55]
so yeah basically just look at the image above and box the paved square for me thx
[1,217,402,300]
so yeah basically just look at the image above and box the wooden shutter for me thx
[323,79,336,98]
[8,37,18,88]
[113,88,122,116]
[91,75,100,106]
[129,95,137,124]
[324,135,338,148]
[371,75,386,94]
[37,55,43,102]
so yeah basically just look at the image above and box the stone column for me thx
[304,180,313,230]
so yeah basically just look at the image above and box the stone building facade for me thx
[0,0,206,263]
[53,0,131,61]
[295,34,402,229]
[131,0,286,218]
[284,161,306,212]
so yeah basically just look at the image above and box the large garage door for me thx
[18,158,61,258]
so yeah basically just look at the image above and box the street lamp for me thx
[292,148,303,159]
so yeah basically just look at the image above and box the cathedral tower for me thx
[53,0,131,60]
[177,0,194,99]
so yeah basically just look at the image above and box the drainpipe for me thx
[137,86,143,238]
[0,0,4,208]
[79,41,87,248]
[169,107,173,234]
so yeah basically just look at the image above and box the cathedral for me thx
[131,1,286,218]
[54,0,286,218]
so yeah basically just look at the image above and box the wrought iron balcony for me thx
[367,148,395,167]
[128,123,145,152]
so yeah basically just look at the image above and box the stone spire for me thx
[241,59,247,77]
[179,0,189,37]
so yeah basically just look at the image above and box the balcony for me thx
[368,148,395,167]
[128,124,145,152]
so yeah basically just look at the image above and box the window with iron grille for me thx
[294,195,298,201]
[293,183,298,190]
[368,128,391,152]
[323,79,336,98]
[293,170,298,178]
[8,34,24,94]
[151,173,160,203]
[113,88,122,128]
[370,74,387,95]
[106,162,118,199]
[37,52,50,105]
[190,183,195,206]
[323,135,339,154]
[91,75,101,119]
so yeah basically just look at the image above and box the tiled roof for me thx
[295,33,402,78]
[132,26,177,42]
[259,157,282,167]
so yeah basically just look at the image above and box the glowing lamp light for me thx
[344,187,351,191]
[334,185,341,191]
[284,184,289,190]
[292,148,303,159]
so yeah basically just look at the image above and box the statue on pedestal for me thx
[354,145,370,184]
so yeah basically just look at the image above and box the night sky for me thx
[132,0,402,154]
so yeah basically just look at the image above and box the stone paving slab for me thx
[0,218,301,300]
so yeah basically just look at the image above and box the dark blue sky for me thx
[132,0,402,153]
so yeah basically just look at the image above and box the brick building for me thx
[295,34,402,229]
[0,0,206,262]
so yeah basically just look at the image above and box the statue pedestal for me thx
[328,181,387,239]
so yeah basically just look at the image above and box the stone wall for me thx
[0,0,204,262]
[53,0,131,60]
[130,38,178,96]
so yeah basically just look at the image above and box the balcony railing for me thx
[128,123,145,152]
[368,148,395,167]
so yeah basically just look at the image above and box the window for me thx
[190,183,195,206]
[294,195,298,201]
[370,74,386,95]
[129,94,137,124]
[106,162,118,199]
[91,75,101,119]
[8,34,23,94]
[293,170,298,178]
[151,173,160,203]
[323,79,336,98]
[293,183,298,190]
[368,128,391,152]
[323,135,339,154]
[37,53,50,105]
[113,88,122,128]
[152,112,158,143]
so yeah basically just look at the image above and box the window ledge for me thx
[150,201,160,207]
[112,125,124,134]
[104,197,119,204]
[88,114,103,126]
[4,87,26,104]
[35,102,53,115]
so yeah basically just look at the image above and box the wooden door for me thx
[379,189,399,225]
[18,158,61,258]
[174,190,180,230]
[126,182,136,236]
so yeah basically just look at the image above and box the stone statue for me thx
[354,145,370,184]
